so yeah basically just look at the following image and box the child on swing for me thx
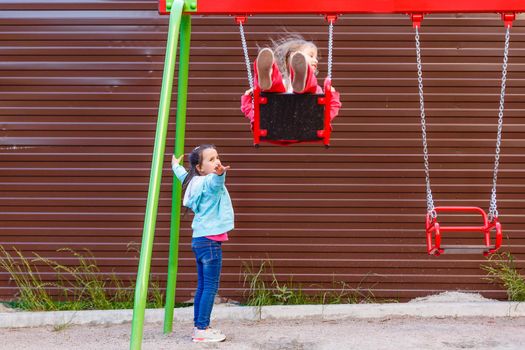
[172,144,234,343]
[241,35,342,133]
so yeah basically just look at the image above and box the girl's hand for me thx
[244,88,253,96]
[172,154,183,168]
[330,86,336,92]
[214,163,230,176]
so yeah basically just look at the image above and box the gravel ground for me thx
[2,315,525,350]
[2,292,524,350]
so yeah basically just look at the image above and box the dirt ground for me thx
[2,292,525,350]
[2,315,525,350]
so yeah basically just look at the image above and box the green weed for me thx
[0,245,165,311]
[0,246,56,311]
[482,252,525,301]
[242,260,380,306]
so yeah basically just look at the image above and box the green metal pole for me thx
[163,14,192,334]
[129,1,184,349]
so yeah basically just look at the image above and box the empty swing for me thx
[413,15,514,256]
[237,16,338,147]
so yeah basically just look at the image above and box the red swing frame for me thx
[158,0,523,254]
[159,1,525,16]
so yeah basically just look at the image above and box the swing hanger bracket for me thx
[234,15,248,25]
[410,13,424,28]
[409,12,516,29]
[324,14,338,24]
[501,13,516,28]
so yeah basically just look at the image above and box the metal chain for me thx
[238,21,254,90]
[414,27,437,218]
[488,26,511,222]
[327,19,334,81]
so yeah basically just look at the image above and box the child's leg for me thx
[192,242,205,327]
[254,48,286,93]
[193,263,204,327]
[290,52,318,94]
[194,241,222,330]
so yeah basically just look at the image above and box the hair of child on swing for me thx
[271,33,319,82]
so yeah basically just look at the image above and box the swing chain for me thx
[488,26,511,222]
[327,19,334,81]
[238,21,254,91]
[414,27,437,219]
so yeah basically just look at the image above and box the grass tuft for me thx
[482,252,525,301]
[0,245,166,311]
[242,260,381,306]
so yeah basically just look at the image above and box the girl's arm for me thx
[241,89,254,124]
[205,163,231,191]
[329,88,342,121]
[171,155,188,182]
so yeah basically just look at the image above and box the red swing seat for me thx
[426,206,502,256]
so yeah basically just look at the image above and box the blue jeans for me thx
[191,236,222,329]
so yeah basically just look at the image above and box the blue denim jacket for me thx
[173,164,234,237]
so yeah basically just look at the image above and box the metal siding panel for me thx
[1,2,524,302]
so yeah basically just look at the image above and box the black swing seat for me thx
[259,92,325,141]
[252,78,334,146]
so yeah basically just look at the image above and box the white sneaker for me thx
[192,328,226,343]
[256,48,274,91]
[290,52,308,93]
[207,327,225,336]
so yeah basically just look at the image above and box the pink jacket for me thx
[241,86,342,125]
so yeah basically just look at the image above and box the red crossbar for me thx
[160,0,525,15]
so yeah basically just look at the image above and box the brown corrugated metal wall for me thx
[1,1,524,302]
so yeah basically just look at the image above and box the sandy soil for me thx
[2,315,525,350]
[1,293,524,350]
[408,291,493,303]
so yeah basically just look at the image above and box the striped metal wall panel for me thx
[1,1,525,302]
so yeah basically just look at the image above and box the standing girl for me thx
[241,34,342,129]
[172,144,234,343]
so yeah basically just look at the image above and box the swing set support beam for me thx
[159,0,525,15]
[130,0,191,349]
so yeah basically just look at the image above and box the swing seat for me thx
[426,206,502,256]
[252,78,333,146]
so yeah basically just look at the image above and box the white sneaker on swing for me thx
[256,48,274,91]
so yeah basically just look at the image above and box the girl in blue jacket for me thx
[172,144,234,343]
